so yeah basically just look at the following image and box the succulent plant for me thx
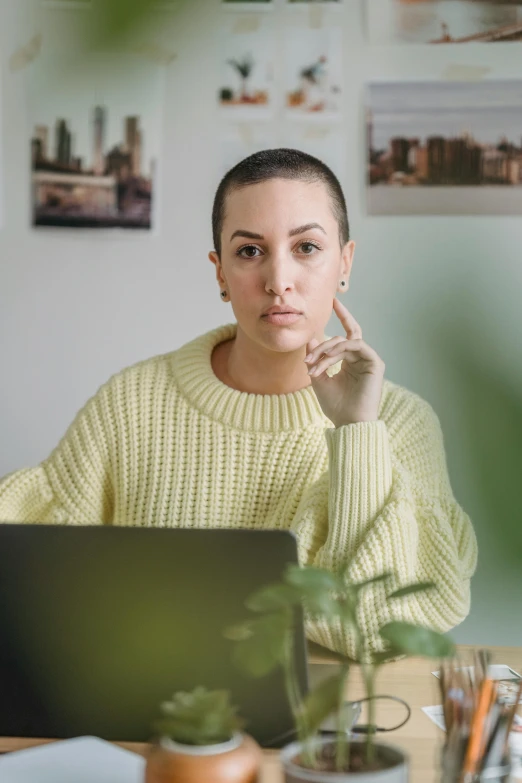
[153,686,245,746]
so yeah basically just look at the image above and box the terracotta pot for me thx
[144,731,263,783]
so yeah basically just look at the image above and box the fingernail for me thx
[304,354,312,362]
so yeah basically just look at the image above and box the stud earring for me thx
[221,290,227,299]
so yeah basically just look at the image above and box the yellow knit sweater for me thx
[0,322,477,658]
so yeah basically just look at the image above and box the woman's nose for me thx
[263,255,297,294]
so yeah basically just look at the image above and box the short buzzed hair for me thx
[212,148,350,257]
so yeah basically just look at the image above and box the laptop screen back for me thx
[0,526,308,747]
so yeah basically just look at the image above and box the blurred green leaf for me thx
[231,613,290,678]
[418,292,522,566]
[223,622,253,642]
[285,564,339,592]
[87,0,188,50]
[302,592,343,619]
[388,582,436,600]
[379,622,455,659]
[245,583,300,613]
[351,573,393,593]
[300,670,347,735]
[369,648,404,666]
[95,0,162,43]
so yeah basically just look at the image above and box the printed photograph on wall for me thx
[367,0,522,45]
[222,0,273,8]
[283,26,342,118]
[367,80,522,215]
[29,52,164,230]
[42,1,92,7]
[287,0,342,4]
[218,16,275,118]
[219,123,276,179]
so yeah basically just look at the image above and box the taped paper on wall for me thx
[442,65,491,82]
[222,0,273,11]
[308,4,323,29]
[131,43,177,66]
[9,34,42,72]
[233,16,261,33]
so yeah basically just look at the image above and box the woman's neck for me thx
[211,334,315,395]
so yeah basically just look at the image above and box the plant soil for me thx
[294,743,390,774]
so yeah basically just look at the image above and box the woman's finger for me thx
[311,340,382,373]
[308,354,351,377]
[308,348,366,376]
[305,336,346,363]
[333,297,363,339]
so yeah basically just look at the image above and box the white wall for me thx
[1,0,521,645]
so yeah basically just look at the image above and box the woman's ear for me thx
[209,251,226,288]
[341,240,356,286]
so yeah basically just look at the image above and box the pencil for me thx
[461,677,495,778]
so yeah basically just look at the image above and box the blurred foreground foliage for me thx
[88,0,187,49]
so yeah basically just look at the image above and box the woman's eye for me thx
[300,242,320,254]
[238,245,260,258]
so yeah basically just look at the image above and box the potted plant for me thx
[225,562,455,781]
[145,686,262,783]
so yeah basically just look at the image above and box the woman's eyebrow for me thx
[230,222,326,242]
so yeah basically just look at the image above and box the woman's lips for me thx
[262,313,302,324]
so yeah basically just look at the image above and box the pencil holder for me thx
[439,746,511,782]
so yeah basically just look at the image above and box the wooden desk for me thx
[1,644,521,783]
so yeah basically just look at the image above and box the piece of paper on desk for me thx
[422,704,446,731]
[422,708,522,779]
[0,736,145,782]
[432,664,522,704]
[432,664,521,680]
[423,707,522,733]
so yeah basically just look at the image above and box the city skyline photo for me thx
[29,53,163,230]
[367,80,522,215]
[31,109,153,229]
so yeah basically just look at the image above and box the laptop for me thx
[0,525,312,748]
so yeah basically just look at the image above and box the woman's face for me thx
[209,177,355,352]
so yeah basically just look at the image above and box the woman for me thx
[0,148,477,658]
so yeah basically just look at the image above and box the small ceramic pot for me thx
[280,735,409,782]
[144,731,263,783]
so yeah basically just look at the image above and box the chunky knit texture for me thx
[0,322,477,658]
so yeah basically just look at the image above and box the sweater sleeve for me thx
[0,380,115,526]
[292,390,478,660]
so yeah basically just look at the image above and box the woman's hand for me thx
[304,297,385,428]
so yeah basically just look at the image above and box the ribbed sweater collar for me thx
[172,321,340,432]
